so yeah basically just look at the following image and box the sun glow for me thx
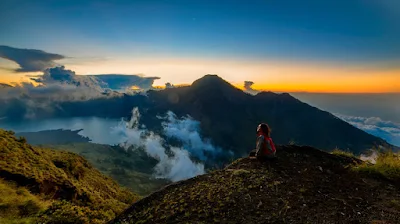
[1,57,399,93]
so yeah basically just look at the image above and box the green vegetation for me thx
[354,150,400,182]
[332,147,400,183]
[0,179,49,224]
[0,129,139,224]
[331,148,356,159]
[47,143,169,196]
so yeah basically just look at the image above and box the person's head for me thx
[257,123,271,137]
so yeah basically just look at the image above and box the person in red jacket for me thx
[250,123,276,160]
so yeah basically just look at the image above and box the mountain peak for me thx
[185,75,250,103]
[191,74,233,89]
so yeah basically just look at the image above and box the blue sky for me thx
[1,0,399,63]
[0,0,399,92]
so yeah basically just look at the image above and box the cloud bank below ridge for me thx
[337,114,400,147]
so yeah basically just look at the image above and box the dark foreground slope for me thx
[0,129,139,224]
[111,145,400,224]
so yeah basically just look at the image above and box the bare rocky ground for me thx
[111,145,400,224]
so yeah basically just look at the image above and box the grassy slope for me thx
[0,178,50,224]
[47,143,169,196]
[111,145,400,224]
[0,129,139,224]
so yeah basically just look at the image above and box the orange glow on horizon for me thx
[0,57,399,93]
[233,71,400,93]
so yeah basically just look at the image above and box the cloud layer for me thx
[336,114,400,147]
[31,66,107,92]
[0,45,160,92]
[161,111,222,160]
[113,108,215,181]
[0,67,125,104]
[0,65,161,120]
[31,66,160,92]
[0,45,65,72]
[0,82,113,101]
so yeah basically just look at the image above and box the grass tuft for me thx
[0,179,49,224]
[331,148,356,159]
[354,151,400,182]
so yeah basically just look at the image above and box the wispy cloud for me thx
[243,81,259,95]
[160,111,223,160]
[0,45,65,72]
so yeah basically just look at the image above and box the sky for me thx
[0,0,400,92]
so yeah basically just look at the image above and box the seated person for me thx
[249,123,276,160]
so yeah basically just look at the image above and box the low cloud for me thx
[0,82,114,101]
[0,79,120,121]
[31,66,106,92]
[31,66,159,92]
[160,111,222,160]
[112,108,223,181]
[336,114,400,147]
[0,45,64,72]
[0,65,163,120]
[244,81,259,95]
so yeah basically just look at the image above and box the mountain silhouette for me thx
[144,75,390,155]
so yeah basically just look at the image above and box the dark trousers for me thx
[249,149,276,161]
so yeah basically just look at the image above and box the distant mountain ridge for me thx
[143,75,390,155]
